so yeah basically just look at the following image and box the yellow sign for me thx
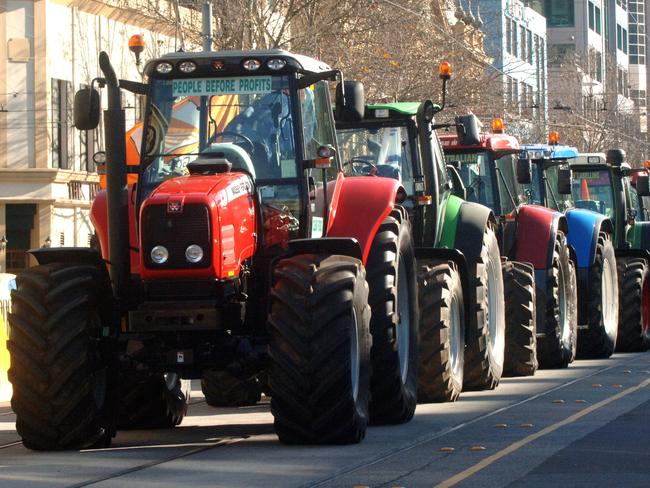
[0,314,11,402]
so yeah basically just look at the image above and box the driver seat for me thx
[203,143,256,179]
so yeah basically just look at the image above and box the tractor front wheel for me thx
[201,370,262,407]
[502,260,537,377]
[417,260,465,402]
[268,254,371,444]
[463,227,506,390]
[365,208,418,424]
[537,232,577,368]
[615,257,650,352]
[117,373,190,429]
[577,233,619,358]
[8,263,116,450]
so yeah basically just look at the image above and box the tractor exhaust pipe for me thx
[99,51,130,302]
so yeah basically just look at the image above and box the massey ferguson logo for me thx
[167,199,183,213]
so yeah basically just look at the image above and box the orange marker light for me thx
[548,131,560,145]
[439,62,452,80]
[128,34,146,65]
[492,118,505,134]
[644,160,650,169]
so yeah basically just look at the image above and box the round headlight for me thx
[151,245,169,264]
[267,58,286,70]
[185,244,204,263]
[155,62,173,74]
[178,61,197,73]
[242,59,261,70]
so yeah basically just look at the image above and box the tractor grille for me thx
[142,204,212,269]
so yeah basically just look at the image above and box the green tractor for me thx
[570,150,650,351]
[335,67,507,400]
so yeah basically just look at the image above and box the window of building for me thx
[548,43,574,66]
[544,0,574,27]
[51,78,73,170]
[617,24,623,50]
[506,17,512,54]
[520,25,526,60]
[595,6,602,33]
[589,1,595,30]
[527,29,533,63]
[624,28,628,53]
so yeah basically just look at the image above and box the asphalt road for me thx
[1,353,650,487]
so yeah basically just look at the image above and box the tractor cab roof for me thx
[364,101,439,119]
[520,144,579,163]
[439,132,519,155]
[144,49,333,78]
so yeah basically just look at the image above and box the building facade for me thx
[0,0,198,274]
[464,0,548,137]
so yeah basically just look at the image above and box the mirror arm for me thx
[495,166,518,213]
[297,69,341,89]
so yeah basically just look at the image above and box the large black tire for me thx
[502,260,537,377]
[117,373,190,429]
[365,208,418,424]
[268,254,372,444]
[201,370,262,407]
[463,227,506,390]
[417,260,465,402]
[615,257,650,352]
[577,233,619,358]
[537,232,577,368]
[8,263,116,450]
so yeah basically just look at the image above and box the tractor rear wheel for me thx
[577,233,619,358]
[201,370,261,407]
[8,263,115,450]
[463,227,506,390]
[117,373,190,429]
[417,260,465,403]
[537,232,577,368]
[365,208,418,424]
[502,260,537,377]
[268,254,371,444]
[615,257,650,352]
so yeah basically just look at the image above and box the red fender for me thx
[90,186,141,275]
[327,175,401,264]
[514,205,565,270]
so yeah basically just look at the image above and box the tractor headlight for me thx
[155,62,173,74]
[178,61,197,73]
[185,244,204,263]
[151,245,169,264]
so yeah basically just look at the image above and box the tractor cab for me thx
[518,141,578,213]
[439,116,520,217]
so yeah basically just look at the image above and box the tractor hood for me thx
[140,172,257,281]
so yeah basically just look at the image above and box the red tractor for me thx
[7,50,419,449]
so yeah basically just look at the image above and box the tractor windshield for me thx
[447,151,519,215]
[141,75,299,185]
[571,168,616,221]
[523,162,572,211]
[337,125,415,195]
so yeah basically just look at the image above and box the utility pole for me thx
[202,1,213,52]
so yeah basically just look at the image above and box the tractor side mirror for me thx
[516,158,532,185]
[557,168,572,195]
[447,165,466,200]
[303,145,335,170]
[637,174,650,196]
[335,81,365,122]
[456,114,481,146]
[74,88,101,130]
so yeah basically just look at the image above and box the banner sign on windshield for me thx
[172,77,273,97]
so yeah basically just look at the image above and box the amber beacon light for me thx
[439,62,452,80]
[128,34,146,65]
[548,131,560,145]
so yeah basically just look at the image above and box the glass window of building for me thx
[595,6,601,33]
[589,1,595,30]
[506,17,512,54]
[544,0,574,26]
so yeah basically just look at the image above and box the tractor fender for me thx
[448,200,495,274]
[90,186,141,274]
[327,176,402,264]
[564,209,613,268]
[513,205,566,270]
[415,247,471,321]
[628,221,650,250]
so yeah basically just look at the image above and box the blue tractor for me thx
[517,142,619,359]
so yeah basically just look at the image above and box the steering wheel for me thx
[350,157,377,176]
[209,131,255,154]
